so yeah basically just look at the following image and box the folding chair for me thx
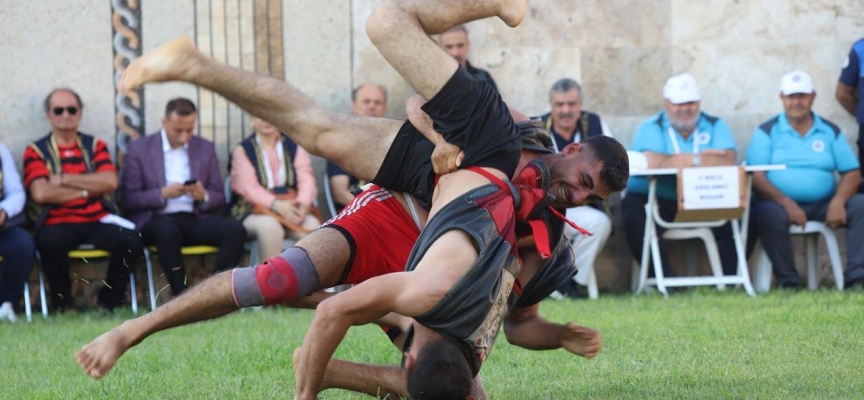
[36,245,139,316]
[143,245,220,310]
[754,221,844,292]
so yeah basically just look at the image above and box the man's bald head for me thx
[351,83,388,117]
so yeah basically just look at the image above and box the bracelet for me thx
[270,198,278,211]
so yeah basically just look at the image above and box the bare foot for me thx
[560,323,602,358]
[75,323,136,379]
[119,35,201,93]
[499,0,527,28]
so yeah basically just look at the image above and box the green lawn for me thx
[1,290,862,399]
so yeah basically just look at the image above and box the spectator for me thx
[230,117,320,261]
[326,83,386,212]
[24,88,142,312]
[438,24,498,92]
[622,73,739,278]
[536,78,612,298]
[748,70,864,289]
[0,143,36,322]
[324,83,391,297]
[836,37,864,182]
[122,98,246,296]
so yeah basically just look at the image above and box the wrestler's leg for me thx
[76,271,235,379]
[119,36,401,182]
[76,229,353,380]
[366,0,526,99]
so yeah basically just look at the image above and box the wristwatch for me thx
[693,154,701,167]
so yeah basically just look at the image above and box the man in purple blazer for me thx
[122,98,246,296]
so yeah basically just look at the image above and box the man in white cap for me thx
[622,72,739,279]
[747,70,864,289]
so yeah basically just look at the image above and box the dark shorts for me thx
[372,67,521,209]
[515,227,576,308]
[321,185,420,285]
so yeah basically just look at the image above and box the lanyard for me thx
[667,126,700,155]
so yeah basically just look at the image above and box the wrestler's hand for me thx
[432,139,464,174]
[559,322,602,359]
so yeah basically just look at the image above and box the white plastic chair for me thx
[754,221,844,292]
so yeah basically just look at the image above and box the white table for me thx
[631,165,786,297]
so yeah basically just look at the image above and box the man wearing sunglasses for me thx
[23,88,143,312]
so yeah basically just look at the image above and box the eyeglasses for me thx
[52,107,78,116]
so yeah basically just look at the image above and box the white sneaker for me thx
[0,302,17,323]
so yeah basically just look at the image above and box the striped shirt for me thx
[23,138,115,225]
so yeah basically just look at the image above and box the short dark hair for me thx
[581,135,630,193]
[44,88,83,112]
[351,83,388,102]
[407,339,472,400]
[165,97,197,118]
[444,24,468,36]
[549,78,582,101]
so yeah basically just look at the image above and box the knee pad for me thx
[232,247,320,307]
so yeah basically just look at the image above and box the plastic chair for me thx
[143,245,220,310]
[35,246,139,317]
[754,221,844,292]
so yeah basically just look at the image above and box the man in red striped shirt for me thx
[24,88,143,312]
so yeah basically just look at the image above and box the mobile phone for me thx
[183,179,199,186]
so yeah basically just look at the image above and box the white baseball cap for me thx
[663,73,701,105]
[780,70,814,95]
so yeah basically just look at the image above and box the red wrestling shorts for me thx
[322,185,421,284]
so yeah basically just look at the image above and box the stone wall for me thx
[1,0,862,296]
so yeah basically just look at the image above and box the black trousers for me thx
[36,222,143,310]
[622,194,739,277]
[140,213,246,295]
[858,124,864,192]
[0,227,36,305]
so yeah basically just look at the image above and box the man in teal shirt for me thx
[622,73,739,278]
[748,70,864,289]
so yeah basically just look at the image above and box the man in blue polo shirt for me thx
[622,73,739,278]
[836,37,864,182]
[749,70,864,289]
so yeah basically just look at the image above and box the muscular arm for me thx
[294,272,440,399]
[504,303,602,358]
[503,304,564,350]
[836,82,858,117]
[405,94,443,144]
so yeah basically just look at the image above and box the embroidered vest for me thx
[228,133,299,220]
[25,133,113,230]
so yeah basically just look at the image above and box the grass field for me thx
[1,289,863,399]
